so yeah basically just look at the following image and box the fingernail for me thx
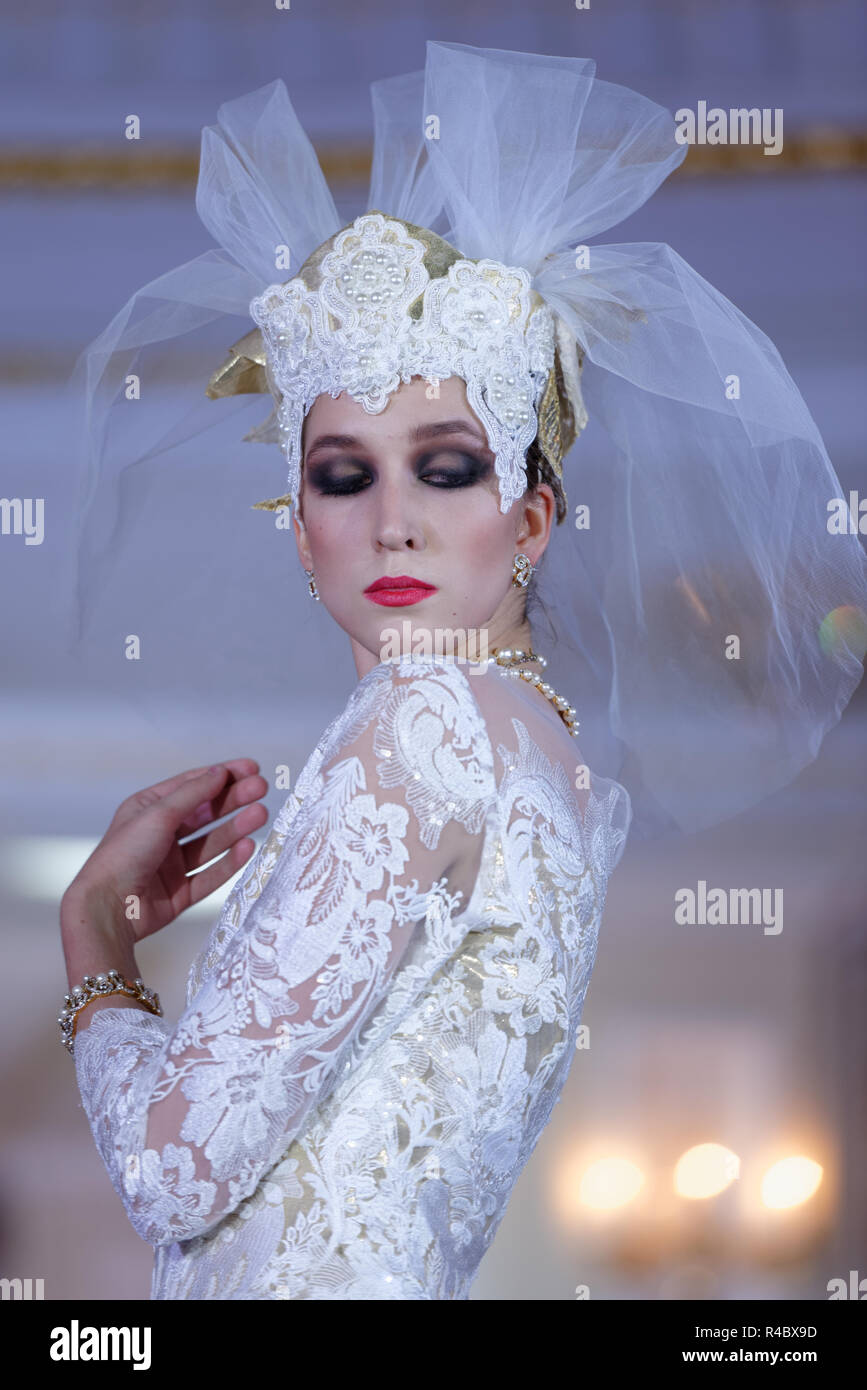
[207,764,224,775]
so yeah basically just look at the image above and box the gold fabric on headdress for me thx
[205,214,587,513]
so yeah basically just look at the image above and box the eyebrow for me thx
[305,419,488,459]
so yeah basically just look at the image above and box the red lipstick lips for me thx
[364,574,438,607]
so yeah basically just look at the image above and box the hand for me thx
[62,760,269,948]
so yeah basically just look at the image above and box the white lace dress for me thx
[73,654,631,1299]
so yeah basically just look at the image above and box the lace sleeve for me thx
[72,659,495,1247]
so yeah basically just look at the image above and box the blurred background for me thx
[1,0,865,1301]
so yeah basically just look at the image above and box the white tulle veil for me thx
[64,41,867,838]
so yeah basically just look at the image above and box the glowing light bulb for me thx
[760,1156,823,1210]
[674,1143,740,1199]
[579,1158,644,1210]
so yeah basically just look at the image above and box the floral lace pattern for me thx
[73,655,630,1299]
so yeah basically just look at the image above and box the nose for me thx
[372,468,425,551]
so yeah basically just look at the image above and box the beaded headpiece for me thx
[205,212,587,515]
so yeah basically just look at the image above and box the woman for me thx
[60,43,866,1299]
[61,357,630,1298]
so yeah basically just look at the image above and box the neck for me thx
[491,619,546,669]
[351,617,544,681]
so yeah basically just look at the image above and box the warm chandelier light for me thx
[760,1156,824,1210]
[578,1158,645,1211]
[673,1143,741,1200]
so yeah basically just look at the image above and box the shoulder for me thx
[316,656,498,851]
[324,654,585,793]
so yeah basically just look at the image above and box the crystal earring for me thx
[306,569,320,601]
[511,553,535,588]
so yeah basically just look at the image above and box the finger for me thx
[154,765,234,826]
[148,758,261,801]
[181,801,269,873]
[137,763,261,833]
[182,836,259,910]
[109,760,262,832]
[177,773,270,838]
[106,766,211,834]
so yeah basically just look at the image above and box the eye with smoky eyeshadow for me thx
[307,450,491,496]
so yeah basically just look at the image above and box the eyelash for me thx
[312,455,483,496]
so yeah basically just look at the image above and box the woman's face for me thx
[292,374,554,672]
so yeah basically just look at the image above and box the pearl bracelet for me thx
[59,969,163,1058]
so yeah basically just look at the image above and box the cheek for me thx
[299,500,351,570]
[447,510,514,597]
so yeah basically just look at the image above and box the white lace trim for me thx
[249,214,555,515]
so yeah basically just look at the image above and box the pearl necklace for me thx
[491,647,580,737]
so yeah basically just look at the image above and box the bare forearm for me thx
[60,888,149,1031]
